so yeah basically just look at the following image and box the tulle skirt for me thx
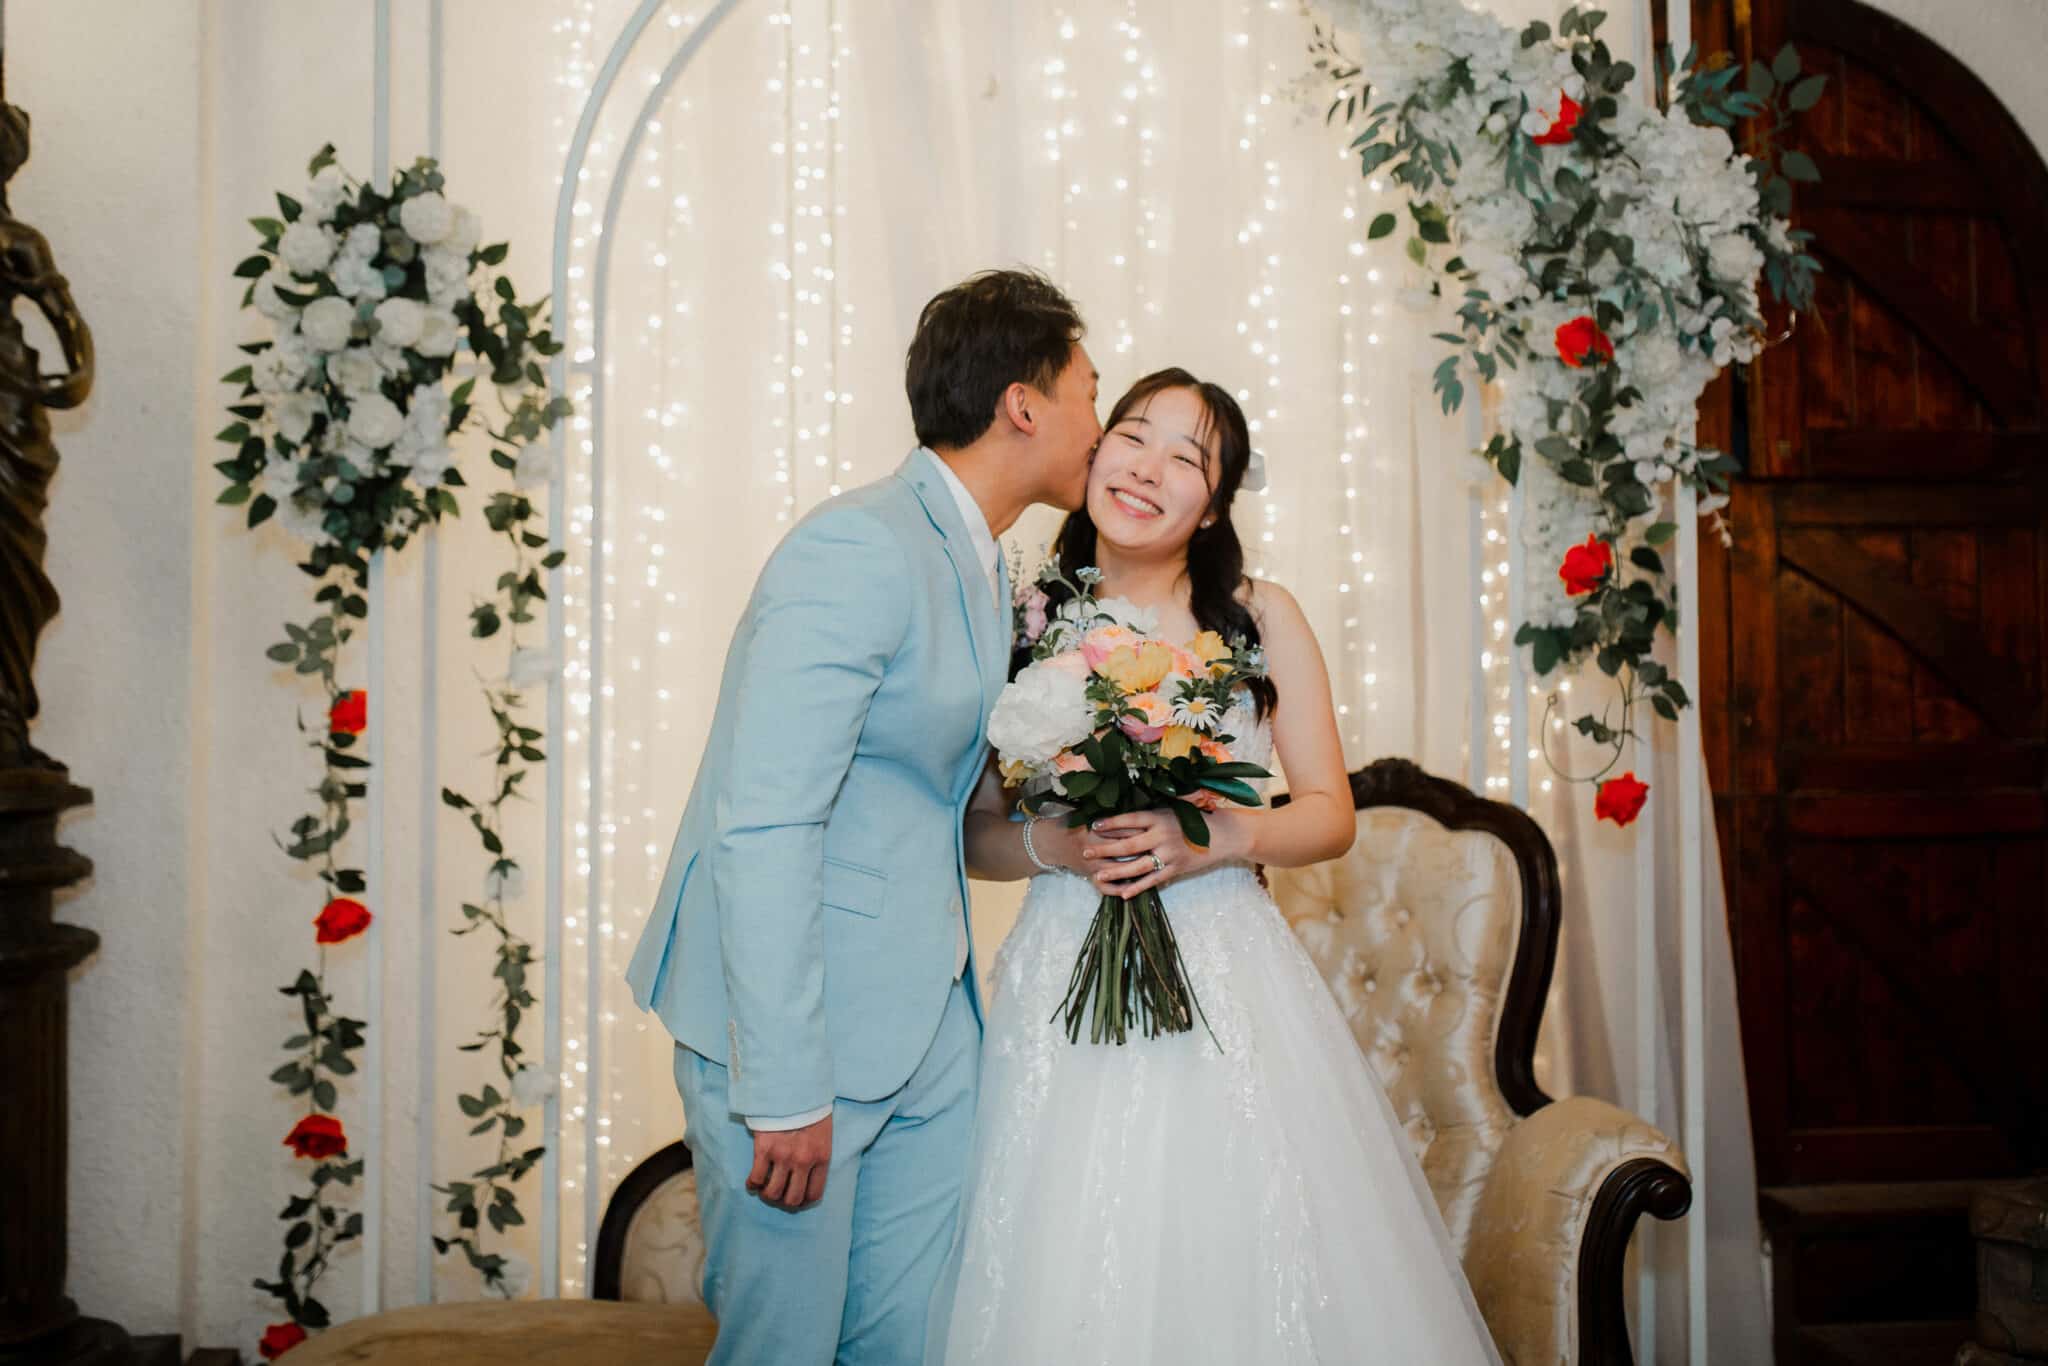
[928,864,1501,1365]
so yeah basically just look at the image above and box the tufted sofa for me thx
[1268,757,1690,1366]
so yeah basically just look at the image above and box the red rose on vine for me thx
[1559,535,1613,596]
[283,1113,348,1160]
[329,689,367,735]
[314,897,372,944]
[1533,93,1583,145]
[1595,772,1650,826]
[1555,315,1614,367]
[258,1323,307,1359]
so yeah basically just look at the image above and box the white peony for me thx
[416,308,461,358]
[484,1254,533,1301]
[372,297,425,349]
[278,220,337,277]
[270,391,322,445]
[987,655,1096,767]
[300,296,357,352]
[327,346,383,396]
[398,190,454,245]
[1091,595,1159,634]
[509,1066,557,1110]
[252,341,310,396]
[347,392,404,449]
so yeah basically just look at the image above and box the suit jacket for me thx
[624,448,1007,1116]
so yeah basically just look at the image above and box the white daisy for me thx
[1170,692,1225,733]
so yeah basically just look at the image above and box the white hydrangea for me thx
[331,252,388,301]
[300,296,356,352]
[251,274,300,324]
[508,1066,556,1109]
[372,296,425,348]
[422,245,472,306]
[445,204,483,255]
[262,458,330,545]
[398,190,454,245]
[987,656,1096,768]
[278,220,337,277]
[411,445,457,485]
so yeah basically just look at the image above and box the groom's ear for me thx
[999,381,1038,437]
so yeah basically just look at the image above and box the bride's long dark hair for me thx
[1027,367,1277,719]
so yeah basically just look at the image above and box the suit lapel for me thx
[897,450,1005,738]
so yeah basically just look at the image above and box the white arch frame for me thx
[534,3,1710,1351]
[542,0,748,1298]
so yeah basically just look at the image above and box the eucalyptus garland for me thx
[217,145,570,1353]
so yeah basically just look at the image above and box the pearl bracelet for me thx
[1021,814,1056,874]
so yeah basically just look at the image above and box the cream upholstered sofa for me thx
[1268,757,1690,1366]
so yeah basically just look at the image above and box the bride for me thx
[927,369,1500,1363]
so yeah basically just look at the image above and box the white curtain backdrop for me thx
[537,0,1768,1358]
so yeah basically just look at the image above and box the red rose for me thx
[259,1322,307,1359]
[1595,772,1650,826]
[1558,535,1613,596]
[329,689,367,736]
[314,897,372,945]
[283,1113,348,1160]
[1532,93,1583,146]
[1555,315,1614,367]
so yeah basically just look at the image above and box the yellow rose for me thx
[999,757,1034,787]
[1158,725,1202,761]
[1097,640,1176,695]
[1190,630,1233,677]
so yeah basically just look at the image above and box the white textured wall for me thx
[17,0,2048,1350]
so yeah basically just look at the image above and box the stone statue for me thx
[0,99,93,770]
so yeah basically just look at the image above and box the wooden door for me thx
[1689,0,2048,1190]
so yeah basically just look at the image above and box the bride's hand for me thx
[1078,808,1250,899]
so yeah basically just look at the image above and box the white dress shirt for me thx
[748,454,997,1134]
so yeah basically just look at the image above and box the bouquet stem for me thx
[1052,888,1219,1049]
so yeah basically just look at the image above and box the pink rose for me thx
[1118,692,1173,743]
[1041,649,1092,679]
[1054,750,1092,774]
[1081,625,1141,671]
[1023,588,1050,645]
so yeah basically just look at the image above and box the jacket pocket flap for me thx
[821,856,886,917]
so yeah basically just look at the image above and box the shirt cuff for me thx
[744,1103,833,1132]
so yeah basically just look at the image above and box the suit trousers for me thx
[675,976,978,1365]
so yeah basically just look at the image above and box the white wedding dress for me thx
[929,700,1501,1364]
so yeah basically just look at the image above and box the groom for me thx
[625,269,1100,1364]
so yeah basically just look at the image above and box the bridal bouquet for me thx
[990,564,1271,1046]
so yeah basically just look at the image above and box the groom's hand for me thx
[747,1113,833,1211]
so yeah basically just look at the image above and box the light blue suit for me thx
[625,448,1007,1364]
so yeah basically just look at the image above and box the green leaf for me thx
[1405,236,1427,266]
[1771,41,1802,83]
[1652,694,1678,722]
[1630,546,1666,575]
[1366,212,1397,240]
[1788,73,1828,112]
[1168,799,1211,849]
[233,254,272,279]
[1781,150,1821,183]
[1645,520,1679,546]
[277,191,303,222]
[219,484,253,507]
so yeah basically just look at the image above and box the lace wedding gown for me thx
[929,700,1501,1364]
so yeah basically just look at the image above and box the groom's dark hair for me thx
[906,270,1086,450]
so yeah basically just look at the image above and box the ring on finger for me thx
[1149,851,1164,873]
